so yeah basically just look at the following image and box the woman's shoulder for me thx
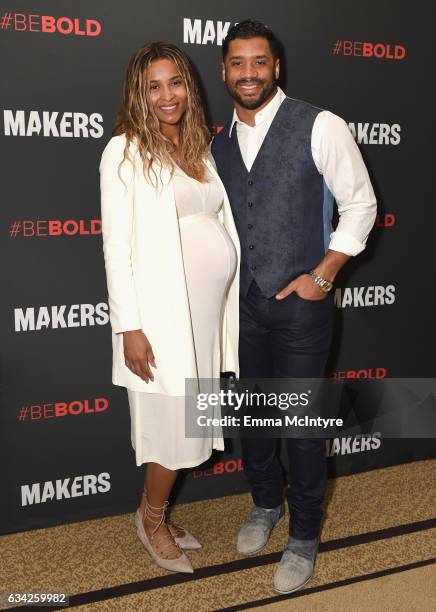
[102,132,136,155]
[99,133,140,170]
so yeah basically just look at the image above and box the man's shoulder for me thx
[282,95,325,117]
[285,97,348,133]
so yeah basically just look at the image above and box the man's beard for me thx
[226,78,277,110]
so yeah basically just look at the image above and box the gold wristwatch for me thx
[308,270,333,293]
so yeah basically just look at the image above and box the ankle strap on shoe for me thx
[142,489,170,510]
[143,495,169,535]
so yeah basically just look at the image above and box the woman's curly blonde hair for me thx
[113,42,210,185]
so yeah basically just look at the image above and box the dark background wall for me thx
[1,0,435,534]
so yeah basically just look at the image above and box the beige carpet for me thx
[256,564,436,612]
[0,459,435,611]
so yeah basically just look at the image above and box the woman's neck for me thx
[160,123,180,150]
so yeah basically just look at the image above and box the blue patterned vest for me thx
[211,96,334,297]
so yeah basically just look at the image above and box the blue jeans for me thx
[239,279,334,540]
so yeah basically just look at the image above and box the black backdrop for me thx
[1,1,435,534]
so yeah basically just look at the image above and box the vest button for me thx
[248,224,253,229]
[251,264,257,271]
[249,244,255,250]
[248,202,253,207]
[248,180,254,186]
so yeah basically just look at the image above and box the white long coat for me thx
[99,134,240,395]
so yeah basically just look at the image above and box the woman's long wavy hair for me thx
[113,42,210,186]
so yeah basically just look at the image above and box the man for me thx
[211,20,377,593]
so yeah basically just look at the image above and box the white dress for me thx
[127,165,237,469]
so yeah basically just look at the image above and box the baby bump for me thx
[178,213,237,375]
[179,213,237,295]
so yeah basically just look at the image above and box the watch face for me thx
[320,279,332,292]
[310,272,332,292]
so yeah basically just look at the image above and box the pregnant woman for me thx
[99,42,240,574]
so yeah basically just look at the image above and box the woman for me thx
[99,42,240,574]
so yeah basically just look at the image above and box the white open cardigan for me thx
[99,134,240,395]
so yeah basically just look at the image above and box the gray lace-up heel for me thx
[135,491,194,573]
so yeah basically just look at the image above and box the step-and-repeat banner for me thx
[1,1,435,533]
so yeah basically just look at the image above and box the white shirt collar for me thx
[229,86,286,136]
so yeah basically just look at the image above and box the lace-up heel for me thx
[142,486,202,550]
[135,491,194,573]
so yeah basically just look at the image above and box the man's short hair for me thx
[222,19,281,61]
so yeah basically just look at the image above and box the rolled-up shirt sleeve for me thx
[311,111,377,256]
[99,136,142,334]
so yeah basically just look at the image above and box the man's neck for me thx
[234,86,278,127]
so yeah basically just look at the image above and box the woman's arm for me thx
[100,136,155,382]
[100,135,142,333]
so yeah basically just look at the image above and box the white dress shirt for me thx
[229,87,377,256]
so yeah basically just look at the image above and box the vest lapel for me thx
[230,125,249,174]
[248,98,297,175]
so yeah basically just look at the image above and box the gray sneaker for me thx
[237,503,284,556]
[274,535,319,593]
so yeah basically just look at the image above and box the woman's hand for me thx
[123,330,156,383]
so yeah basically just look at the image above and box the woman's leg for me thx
[139,462,181,559]
[144,462,178,508]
